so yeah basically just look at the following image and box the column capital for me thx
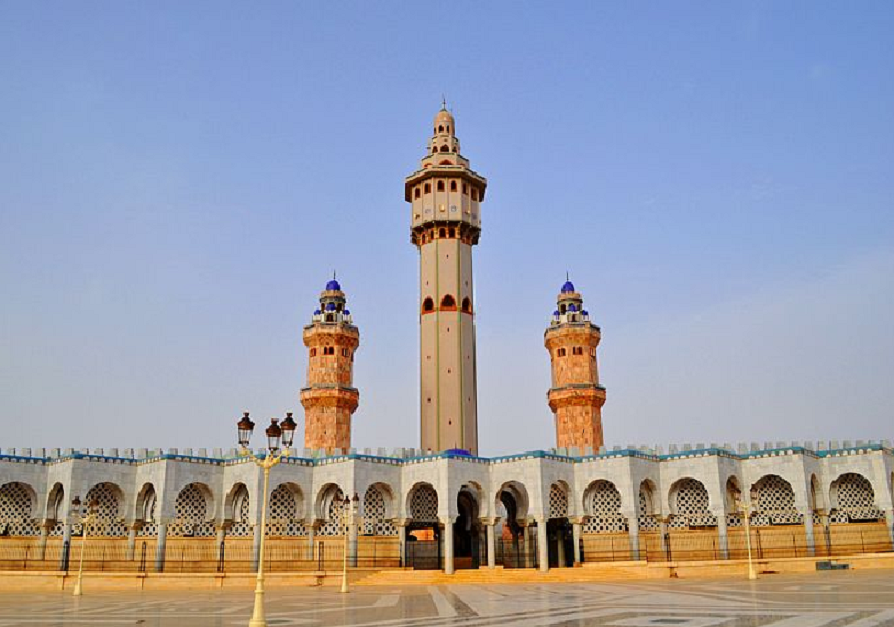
[480,517,500,526]
[439,516,456,525]
[569,516,587,525]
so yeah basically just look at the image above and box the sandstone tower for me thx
[544,279,606,451]
[300,278,360,453]
[405,105,487,454]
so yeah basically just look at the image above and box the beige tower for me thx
[544,280,606,451]
[300,278,360,453]
[405,105,486,454]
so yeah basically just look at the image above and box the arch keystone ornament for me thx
[407,105,486,455]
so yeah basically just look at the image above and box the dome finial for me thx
[441,94,447,111]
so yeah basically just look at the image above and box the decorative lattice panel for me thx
[229,489,252,537]
[752,475,803,526]
[726,513,742,528]
[548,484,568,520]
[319,488,345,536]
[831,473,883,523]
[267,485,306,537]
[137,494,158,537]
[363,486,397,536]
[84,483,126,537]
[637,489,660,531]
[583,481,628,533]
[170,483,215,537]
[409,485,438,522]
[0,482,37,536]
[669,478,717,528]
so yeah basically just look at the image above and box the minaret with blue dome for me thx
[544,278,606,451]
[405,104,486,454]
[300,277,360,453]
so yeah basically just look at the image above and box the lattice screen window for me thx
[85,483,126,537]
[548,484,568,520]
[726,513,742,527]
[267,485,306,537]
[0,482,38,537]
[752,475,803,526]
[669,478,717,528]
[409,485,439,522]
[363,486,397,536]
[229,489,252,537]
[170,483,215,537]
[637,489,660,531]
[583,481,628,533]
[137,494,158,537]
[319,488,345,536]
[831,473,883,523]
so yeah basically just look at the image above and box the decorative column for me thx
[657,516,669,557]
[125,524,138,561]
[442,517,455,575]
[556,526,566,567]
[305,522,316,562]
[486,519,496,569]
[885,509,894,547]
[801,508,816,557]
[36,523,50,561]
[396,520,407,567]
[536,518,549,572]
[215,525,227,561]
[714,511,729,560]
[626,512,640,560]
[571,517,583,565]
[155,521,168,572]
[252,523,263,572]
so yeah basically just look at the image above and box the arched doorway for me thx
[546,482,573,567]
[405,484,440,569]
[454,485,481,569]
[494,481,534,568]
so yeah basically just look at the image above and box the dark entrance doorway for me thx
[547,518,574,567]
[454,488,481,569]
[405,523,441,570]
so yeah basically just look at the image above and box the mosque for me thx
[0,107,892,576]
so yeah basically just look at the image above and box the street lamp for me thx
[71,496,98,596]
[237,411,296,627]
[340,492,359,594]
[735,489,759,581]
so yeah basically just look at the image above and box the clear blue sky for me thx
[1,2,892,455]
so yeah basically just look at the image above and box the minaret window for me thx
[422,297,434,313]
[440,145,448,153]
[461,297,472,313]
[311,348,317,357]
[450,181,457,192]
[462,183,468,194]
[440,294,457,311]
[439,228,446,238]
[557,348,567,357]
[437,181,445,191]
[438,125,444,133]
[448,227,456,238]
[424,183,431,194]
[471,188,479,201]
[573,347,584,356]
[414,188,421,199]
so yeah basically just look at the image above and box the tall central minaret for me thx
[405,105,487,455]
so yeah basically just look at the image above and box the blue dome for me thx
[581,310,589,316]
[553,310,560,316]
[325,302,337,311]
[568,304,578,312]
[313,309,321,315]
[343,309,350,315]
[325,279,341,291]
[561,280,575,293]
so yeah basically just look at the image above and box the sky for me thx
[1,2,892,456]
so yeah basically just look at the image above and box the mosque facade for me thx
[0,108,892,575]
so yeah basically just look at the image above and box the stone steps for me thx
[354,564,651,586]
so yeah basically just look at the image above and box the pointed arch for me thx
[440,294,457,311]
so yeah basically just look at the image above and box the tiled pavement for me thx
[1,571,893,626]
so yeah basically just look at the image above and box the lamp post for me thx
[340,492,359,593]
[237,411,297,627]
[735,491,758,581]
[71,496,98,596]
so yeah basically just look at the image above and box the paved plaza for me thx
[1,572,894,626]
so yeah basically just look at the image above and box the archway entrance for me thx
[495,483,536,569]
[453,487,481,569]
[547,518,573,567]
[404,484,441,570]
